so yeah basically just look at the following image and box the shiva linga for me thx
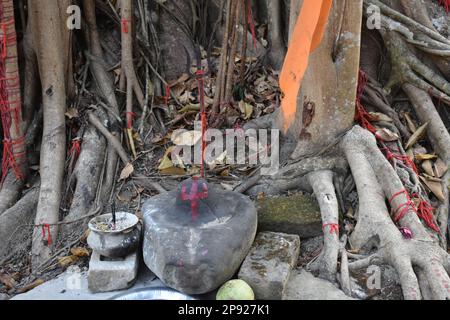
[142,177,257,295]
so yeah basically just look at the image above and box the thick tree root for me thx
[246,125,450,299]
[0,186,39,259]
[343,126,450,300]
[307,170,340,282]
[382,31,450,104]
[61,123,106,236]
[403,84,450,245]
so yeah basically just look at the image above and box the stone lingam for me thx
[142,178,257,295]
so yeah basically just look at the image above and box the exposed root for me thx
[403,83,450,245]
[246,154,347,196]
[343,126,450,300]
[382,31,450,104]
[82,0,122,205]
[307,170,340,282]
[121,0,145,159]
[264,0,286,70]
[0,185,39,259]
[61,122,106,235]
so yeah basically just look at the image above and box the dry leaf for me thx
[65,108,79,119]
[151,133,168,145]
[423,174,442,182]
[206,151,227,170]
[369,112,393,122]
[420,176,445,201]
[405,122,428,149]
[80,229,90,243]
[58,255,79,268]
[415,153,437,161]
[434,158,448,178]
[70,247,90,257]
[119,163,134,181]
[171,130,201,146]
[238,101,253,120]
[16,279,45,294]
[204,95,214,105]
[0,273,16,289]
[187,166,200,175]
[158,147,175,171]
[403,112,417,133]
[421,160,434,177]
[375,128,399,142]
[169,73,190,87]
[159,167,186,175]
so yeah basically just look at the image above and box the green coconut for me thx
[216,279,255,300]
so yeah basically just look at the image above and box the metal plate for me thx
[109,287,196,300]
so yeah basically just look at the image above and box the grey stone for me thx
[256,194,322,238]
[142,179,258,295]
[238,232,300,300]
[283,269,355,300]
[88,251,139,293]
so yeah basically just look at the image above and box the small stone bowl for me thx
[87,212,141,258]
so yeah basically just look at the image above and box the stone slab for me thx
[238,232,300,300]
[256,194,322,238]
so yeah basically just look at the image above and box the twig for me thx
[87,111,130,164]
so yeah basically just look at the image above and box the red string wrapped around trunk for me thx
[355,70,377,134]
[246,0,257,50]
[0,1,25,183]
[439,0,450,13]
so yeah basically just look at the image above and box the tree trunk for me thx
[29,0,70,270]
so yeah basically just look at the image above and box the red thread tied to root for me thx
[322,223,339,235]
[355,70,377,135]
[411,193,440,232]
[164,84,171,106]
[121,19,130,34]
[246,0,257,50]
[67,138,81,160]
[41,224,52,246]
[389,190,439,233]
[439,0,450,13]
[125,111,136,129]
[389,189,416,222]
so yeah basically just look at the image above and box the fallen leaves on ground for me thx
[119,163,134,181]
[405,122,428,149]
[16,279,45,294]
[70,247,90,257]
[0,273,16,289]
[58,255,79,268]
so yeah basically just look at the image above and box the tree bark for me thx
[29,0,69,270]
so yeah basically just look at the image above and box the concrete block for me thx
[88,251,139,293]
[238,232,300,300]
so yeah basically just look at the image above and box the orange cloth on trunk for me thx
[279,0,332,132]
